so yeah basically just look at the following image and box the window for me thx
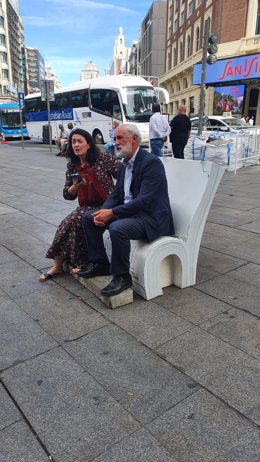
[197,0,202,6]
[174,47,177,66]
[2,69,8,79]
[189,96,194,114]
[0,16,4,27]
[175,0,179,12]
[0,52,7,62]
[195,27,200,51]
[90,89,122,119]
[256,0,260,34]
[175,19,178,32]
[180,42,184,62]
[168,52,172,71]
[176,81,181,91]
[70,90,88,108]
[187,35,191,57]
[188,1,193,15]
[181,11,185,24]
[0,34,6,45]
[54,93,70,109]
[183,78,188,89]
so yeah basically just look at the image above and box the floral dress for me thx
[46,152,119,267]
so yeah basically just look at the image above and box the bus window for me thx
[54,93,70,109]
[70,90,88,108]
[90,89,122,119]
[25,97,41,112]
[124,87,158,122]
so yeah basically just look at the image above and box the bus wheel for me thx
[93,130,104,144]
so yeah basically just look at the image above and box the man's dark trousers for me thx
[171,140,187,159]
[82,211,147,275]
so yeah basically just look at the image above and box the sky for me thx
[19,0,155,87]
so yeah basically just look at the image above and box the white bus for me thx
[24,75,169,145]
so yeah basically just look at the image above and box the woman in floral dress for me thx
[39,128,119,281]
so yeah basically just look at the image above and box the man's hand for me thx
[92,209,113,227]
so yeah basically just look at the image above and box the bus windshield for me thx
[1,110,26,129]
[123,86,158,122]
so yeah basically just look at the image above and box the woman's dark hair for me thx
[66,128,99,166]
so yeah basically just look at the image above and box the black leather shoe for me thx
[101,274,132,296]
[78,262,110,278]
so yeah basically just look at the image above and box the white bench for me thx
[103,158,224,300]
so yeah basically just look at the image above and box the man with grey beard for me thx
[78,123,174,296]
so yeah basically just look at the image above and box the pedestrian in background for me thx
[170,106,191,159]
[104,121,120,156]
[55,124,71,156]
[149,103,170,157]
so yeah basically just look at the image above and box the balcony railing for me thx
[240,35,260,52]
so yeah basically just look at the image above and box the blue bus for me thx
[0,103,29,140]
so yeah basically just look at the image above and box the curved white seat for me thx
[104,158,224,300]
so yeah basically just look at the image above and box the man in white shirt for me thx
[149,103,170,157]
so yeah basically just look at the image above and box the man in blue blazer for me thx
[79,123,174,296]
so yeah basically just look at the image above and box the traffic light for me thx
[207,33,218,65]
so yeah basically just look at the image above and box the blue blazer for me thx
[102,148,174,242]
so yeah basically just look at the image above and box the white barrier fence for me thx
[184,127,260,173]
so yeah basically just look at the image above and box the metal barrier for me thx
[185,127,260,173]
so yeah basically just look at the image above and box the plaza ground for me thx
[0,140,260,461]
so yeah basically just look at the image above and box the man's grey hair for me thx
[123,123,142,144]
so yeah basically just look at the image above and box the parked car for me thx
[191,116,248,132]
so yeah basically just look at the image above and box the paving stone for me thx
[85,297,192,349]
[0,383,20,430]
[155,327,260,425]
[65,324,200,424]
[146,388,260,462]
[154,286,232,325]
[93,428,177,462]
[198,247,245,273]
[0,211,40,230]
[195,264,220,284]
[226,262,260,287]
[238,219,260,233]
[0,260,58,299]
[0,421,50,462]
[197,273,260,317]
[40,209,77,226]
[212,194,260,210]
[1,348,139,462]
[0,299,57,370]
[0,204,16,214]
[220,234,260,264]
[201,222,255,251]
[17,287,109,343]
[201,307,260,360]
[207,206,258,227]
[0,245,19,264]
[20,221,58,245]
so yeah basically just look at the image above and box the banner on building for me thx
[213,85,245,116]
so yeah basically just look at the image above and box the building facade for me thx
[161,0,260,122]
[25,46,45,94]
[0,0,23,102]
[139,0,167,80]
[80,61,99,80]
[45,63,61,89]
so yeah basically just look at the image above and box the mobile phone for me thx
[71,173,81,182]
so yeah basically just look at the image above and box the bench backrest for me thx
[161,158,224,243]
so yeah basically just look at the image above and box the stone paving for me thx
[0,141,260,462]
